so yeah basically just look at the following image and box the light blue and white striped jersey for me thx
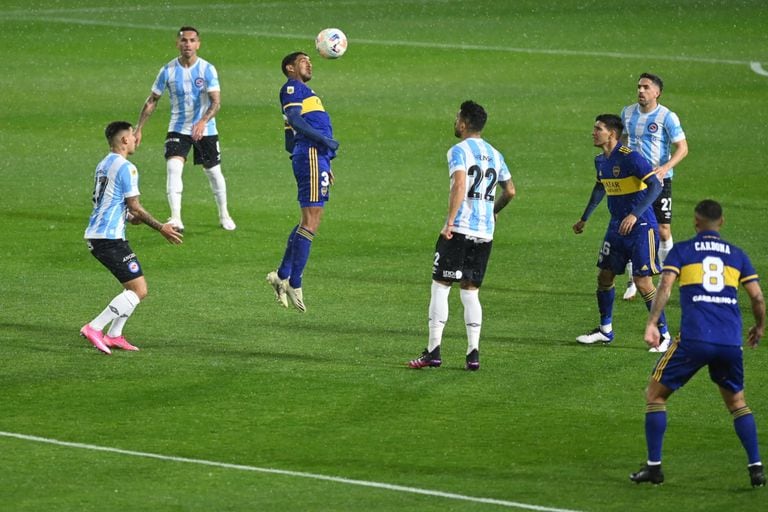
[84,153,140,240]
[621,103,685,178]
[447,137,511,240]
[151,57,220,136]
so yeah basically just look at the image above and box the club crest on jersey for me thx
[647,122,659,133]
[194,77,205,89]
[613,166,621,177]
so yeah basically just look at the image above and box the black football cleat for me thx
[408,347,442,369]
[749,465,766,488]
[630,464,664,485]
[465,349,480,371]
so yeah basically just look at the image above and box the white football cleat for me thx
[286,284,306,313]
[220,216,236,231]
[167,217,185,233]
[266,271,288,308]
[649,332,671,353]
[577,327,614,344]
[623,281,637,301]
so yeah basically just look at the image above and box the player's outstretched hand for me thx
[160,223,184,245]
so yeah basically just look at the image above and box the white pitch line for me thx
[0,12,765,75]
[750,61,768,77]
[0,431,585,512]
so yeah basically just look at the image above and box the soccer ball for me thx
[315,28,348,59]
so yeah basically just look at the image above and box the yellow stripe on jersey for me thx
[309,147,318,202]
[678,263,741,288]
[599,176,648,196]
[301,96,326,114]
[283,102,303,111]
[741,273,759,283]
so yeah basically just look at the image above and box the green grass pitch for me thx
[1,1,767,511]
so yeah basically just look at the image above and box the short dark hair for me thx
[178,26,199,37]
[639,72,664,93]
[459,100,487,132]
[695,199,723,222]
[282,51,308,76]
[105,121,132,143]
[595,114,623,139]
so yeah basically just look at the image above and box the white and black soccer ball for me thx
[315,28,348,59]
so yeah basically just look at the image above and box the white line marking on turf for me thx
[0,431,584,512]
[0,12,764,76]
[750,62,768,77]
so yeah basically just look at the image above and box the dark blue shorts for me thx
[292,146,331,207]
[597,221,660,276]
[651,338,744,393]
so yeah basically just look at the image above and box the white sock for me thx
[91,290,141,332]
[625,261,634,284]
[167,158,184,221]
[204,165,230,219]
[658,237,673,266]
[601,322,613,334]
[428,281,451,352]
[106,291,140,337]
[460,288,482,354]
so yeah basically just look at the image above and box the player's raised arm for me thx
[135,92,161,147]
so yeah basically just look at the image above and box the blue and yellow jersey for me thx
[280,78,333,153]
[595,143,657,226]
[663,231,759,346]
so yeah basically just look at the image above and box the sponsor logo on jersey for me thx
[287,86,294,94]
[648,122,659,133]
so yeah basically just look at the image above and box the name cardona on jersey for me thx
[695,241,731,254]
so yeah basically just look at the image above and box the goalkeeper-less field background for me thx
[1,1,767,511]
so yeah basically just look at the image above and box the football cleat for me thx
[286,284,306,313]
[408,347,442,369]
[266,271,288,308]
[465,349,480,371]
[103,335,139,351]
[167,217,185,234]
[630,464,664,485]
[623,280,637,301]
[220,216,236,231]
[576,327,614,345]
[749,464,766,488]
[649,331,672,353]
[80,324,111,355]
